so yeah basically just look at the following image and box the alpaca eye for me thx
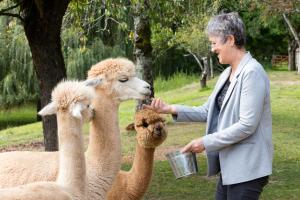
[119,78,128,83]
[142,119,148,128]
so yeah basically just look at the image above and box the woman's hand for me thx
[181,137,205,153]
[143,98,177,114]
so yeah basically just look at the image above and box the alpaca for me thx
[0,80,97,200]
[107,109,167,200]
[0,58,151,200]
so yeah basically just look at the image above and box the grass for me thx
[0,70,300,199]
[0,103,37,130]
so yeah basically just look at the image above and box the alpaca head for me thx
[38,80,101,122]
[87,58,151,102]
[134,109,167,148]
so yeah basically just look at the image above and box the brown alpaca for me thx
[107,109,167,200]
[0,58,151,200]
[0,80,96,200]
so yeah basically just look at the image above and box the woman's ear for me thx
[227,35,235,47]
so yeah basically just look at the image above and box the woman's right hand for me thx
[143,98,177,114]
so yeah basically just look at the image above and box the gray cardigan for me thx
[173,52,273,185]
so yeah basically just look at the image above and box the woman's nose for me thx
[211,46,216,53]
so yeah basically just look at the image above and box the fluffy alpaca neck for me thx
[56,112,86,193]
[85,90,122,199]
[128,143,155,196]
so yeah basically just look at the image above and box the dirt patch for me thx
[122,145,182,163]
[0,141,45,152]
[1,141,183,164]
[270,80,300,86]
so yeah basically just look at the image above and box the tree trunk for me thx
[209,55,214,78]
[21,0,69,151]
[133,0,154,111]
[201,57,208,88]
[188,51,207,89]
[200,73,207,88]
[288,39,297,71]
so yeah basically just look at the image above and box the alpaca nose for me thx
[144,83,151,90]
[154,125,162,136]
[91,109,96,119]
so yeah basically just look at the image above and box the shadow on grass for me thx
[0,104,37,130]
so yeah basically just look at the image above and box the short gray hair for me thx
[206,12,246,48]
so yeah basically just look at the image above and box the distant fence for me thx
[271,55,288,67]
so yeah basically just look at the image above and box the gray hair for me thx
[206,12,246,48]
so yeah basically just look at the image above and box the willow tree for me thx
[0,17,38,108]
[0,0,70,151]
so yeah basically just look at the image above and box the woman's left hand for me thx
[181,138,205,153]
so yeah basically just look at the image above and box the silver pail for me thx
[165,151,199,179]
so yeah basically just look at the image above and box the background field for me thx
[0,69,300,199]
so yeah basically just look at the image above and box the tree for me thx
[170,14,211,88]
[0,0,70,151]
[133,0,154,110]
[259,0,300,70]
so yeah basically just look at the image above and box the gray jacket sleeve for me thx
[172,95,212,122]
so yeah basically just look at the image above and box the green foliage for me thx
[171,14,211,58]
[213,0,300,63]
[0,1,129,108]
[0,0,299,108]
[62,26,125,79]
[0,18,38,107]
[61,1,131,80]
[150,1,219,78]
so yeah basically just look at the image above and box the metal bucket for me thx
[165,151,198,179]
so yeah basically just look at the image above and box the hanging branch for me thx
[188,50,204,71]
[0,1,24,22]
[282,13,300,47]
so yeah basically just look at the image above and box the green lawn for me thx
[0,70,300,199]
[0,103,37,130]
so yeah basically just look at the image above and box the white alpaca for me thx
[0,58,151,200]
[0,80,98,200]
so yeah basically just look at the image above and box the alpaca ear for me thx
[71,103,84,119]
[125,123,136,132]
[83,78,103,87]
[38,102,57,116]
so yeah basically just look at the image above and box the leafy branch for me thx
[0,1,24,22]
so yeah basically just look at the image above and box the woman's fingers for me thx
[142,104,152,110]
[181,141,193,153]
[154,98,161,109]
[181,138,205,154]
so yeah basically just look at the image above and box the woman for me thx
[144,12,273,200]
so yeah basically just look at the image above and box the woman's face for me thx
[209,35,233,65]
